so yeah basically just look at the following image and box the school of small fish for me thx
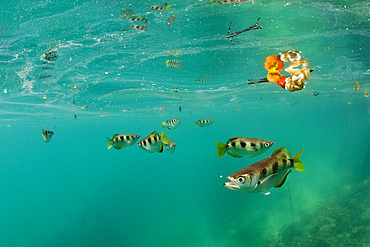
[164,59,183,70]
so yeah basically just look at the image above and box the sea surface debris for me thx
[354,82,359,91]
[167,15,177,27]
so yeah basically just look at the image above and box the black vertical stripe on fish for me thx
[273,162,279,173]
[260,168,267,178]
[240,141,246,148]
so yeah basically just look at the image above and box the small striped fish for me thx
[207,0,251,4]
[216,137,274,158]
[224,147,305,195]
[42,129,54,143]
[194,119,214,127]
[106,134,140,150]
[137,131,169,153]
[127,24,148,32]
[165,49,183,57]
[148,3,172,11]
[161,118,181,130]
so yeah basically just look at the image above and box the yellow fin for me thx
[194,121,198,127]
[227,151,242,158]
[161,121,167,129]
[293,149,305,171]
[161,131,169,145]
[114,145,122,150]
[274,170,292,188]
[215,141,226,158]
[106,137,113,150]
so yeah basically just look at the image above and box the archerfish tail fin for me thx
[207,0,213,3]
[161,131,169,145]
[215,141,227,158]
[292,149,305,171]
[106,137,113,150]
[194,121,198,127]
[166,4,172,10]
[161,121,167,129]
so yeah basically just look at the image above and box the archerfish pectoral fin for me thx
[274,170,292,188]
[227,150,242,158]
[259,174,277,189]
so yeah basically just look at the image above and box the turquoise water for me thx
[1,0,370,246]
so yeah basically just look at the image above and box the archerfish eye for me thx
[238,176,245,184]
[264,143,270,148]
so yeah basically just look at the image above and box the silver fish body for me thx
[223,147,305,195]
[161,118,181,130]
[137,131,169,153]
[164,139,176,154]
[216,137,274,158]
[106,134,140,150]
[42,129,54,142]
[127,24,148,32]
[194,119,214,127]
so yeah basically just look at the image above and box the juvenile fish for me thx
[223,147,305,195]
[42,67,54,70]
[165,49,183,57]
[164,139,176,154]
[137,131,169,153]
[161,118,181,130]
[194,119,214,127]
[167,15,177,27]
[216,137,274,158]
[148,3,172,11]
[44,51,57,61]
[207,0,251,4]
[128,24,148,32]
[42,129,54,142]
[106,134,140,150]
[39,75,51,79]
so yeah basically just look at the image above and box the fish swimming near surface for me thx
[106,134,140,150]
[161,118,181,130]
[39,75,51,79]
[223,147,305,195]
[165,49,183,57]
[167,15,177,27]
[44,51,57,61]
[194,119,214,127]
[164,139,176,154]
[148,3,172,11]
[42,129,54,143]
[164,59,183,69]
[137,131,169,153]
[207,0,251,4]
[42,67,54,70]
[127,24,149,32]
[120,9,148,24]
[216,137,274,158]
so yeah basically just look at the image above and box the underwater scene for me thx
[1,0,370,246]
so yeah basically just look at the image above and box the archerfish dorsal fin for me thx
[274,170,292,188]
[227,150,242,158]
[112,134,120,139]
[227,137,238,143]
[271,147,292,158]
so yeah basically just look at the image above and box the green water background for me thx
[0,0,369,246]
